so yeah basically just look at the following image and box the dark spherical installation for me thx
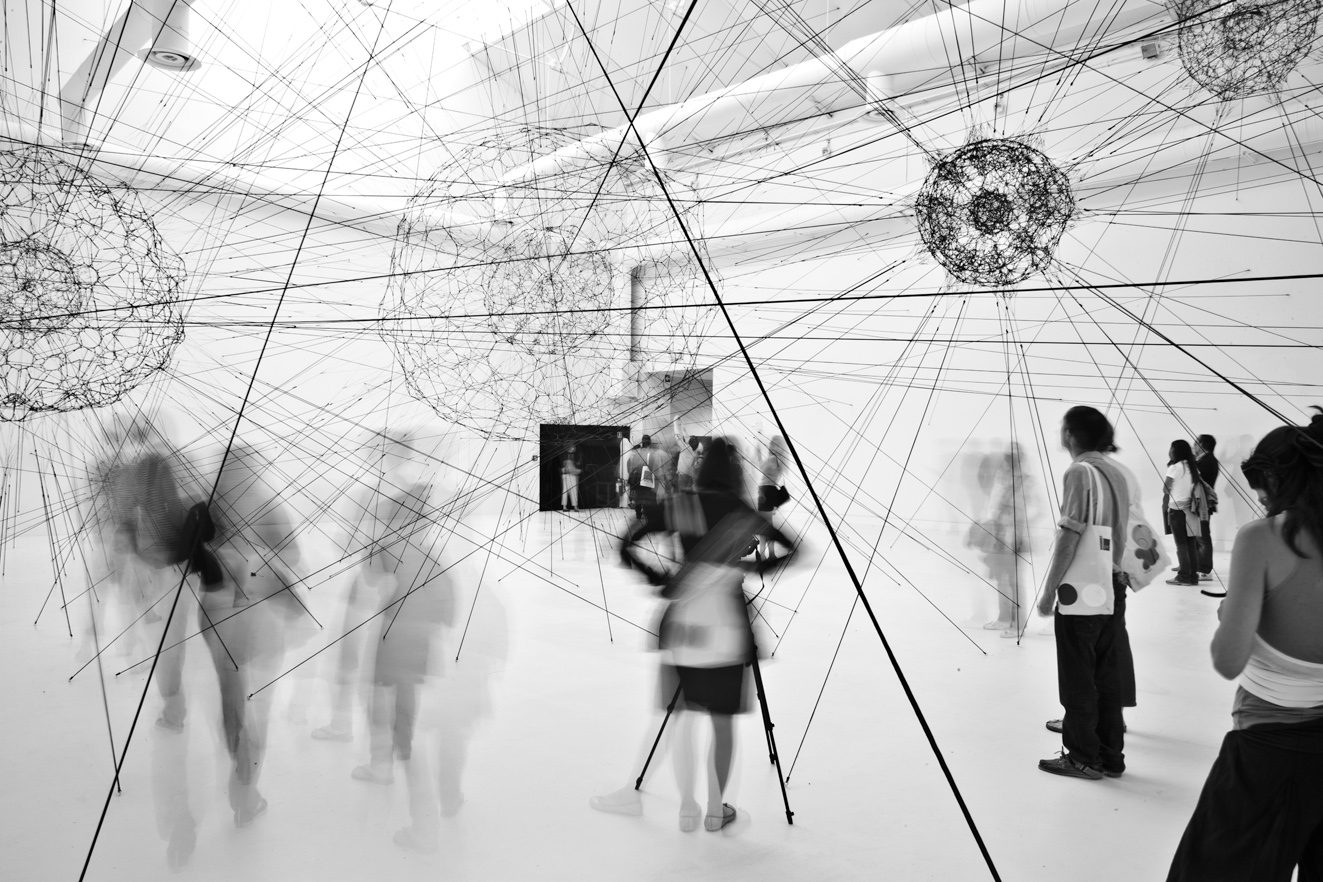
[1175,0,1322,99]
[914,138,1075,287]
[0,147,185,420]
[382,127,712,439]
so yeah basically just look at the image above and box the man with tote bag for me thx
[1036,406,1132,780]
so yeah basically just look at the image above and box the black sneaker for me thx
[1045,718,1063,733]
[1101,767,1124,779]
[1038,753,1103,779]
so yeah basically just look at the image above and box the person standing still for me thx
[1036,406,1130,780]
[561,444,582,512]
[1165,440,1203,586]
[1196,434,1220,580]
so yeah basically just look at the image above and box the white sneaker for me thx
[351,764,393,785]
[589,786,642,817]
[394,826,438,854]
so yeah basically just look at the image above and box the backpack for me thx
[629,448,657,489]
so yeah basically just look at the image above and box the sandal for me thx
[704,803,736,832]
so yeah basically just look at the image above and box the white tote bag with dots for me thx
[1057,462,1116,616]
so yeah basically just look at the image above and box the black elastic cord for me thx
[564,3,1002,878]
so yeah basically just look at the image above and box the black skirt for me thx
[660,662,750,715]
[1167,716,1323,881]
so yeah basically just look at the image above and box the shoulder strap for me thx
[1078,461,1120,528]
[1077,462,1100,527]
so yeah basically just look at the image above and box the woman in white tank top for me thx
[1168,409,1323,881]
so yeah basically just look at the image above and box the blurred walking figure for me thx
[79,416,156,661]
[107,414,209,733]
[971,442,1034,636]
[677,437,702,492]
[346,480,464,854]
[561,443,582,511]
[756,435,788,513]
[313,428,432,743]
[202,440,306,827]
[616,437,798,832]
[312,436,391,743]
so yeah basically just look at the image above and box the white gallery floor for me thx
[2,508,1237,881]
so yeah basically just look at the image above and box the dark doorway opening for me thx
[539,424,631,511]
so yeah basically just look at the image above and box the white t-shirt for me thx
[1166,461,1193,507]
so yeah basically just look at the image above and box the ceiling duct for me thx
[141,0,201,72]
[498,0,1165,183]
[59,0,201,145]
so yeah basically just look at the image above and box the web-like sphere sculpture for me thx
[1174,0,1321,98]
[915,138,1074,287]
[383,127,712,439]
[0,147,185,420]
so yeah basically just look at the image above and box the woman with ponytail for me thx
[1168,409,1323,880]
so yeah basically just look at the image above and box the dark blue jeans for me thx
[1055,575,1125,772]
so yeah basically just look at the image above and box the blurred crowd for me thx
[76,415,506,863]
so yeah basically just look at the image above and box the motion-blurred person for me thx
[200,441,306,827]
[1164,439,1204,586]
[345,481,460,854]
[1167,411,1323,880]
[1036,406,1130,780]
[973,443,1034,636]
[755,435,791,560]
[626,435,665,519]
[151,709,197,869]
[77,416,154,661]
[756,435,788,514]
[614,437,798,832]
[561,443,582,512]
[677,437,701,492]
[1227,433,1261,533]
[109,414,209,733]
[311,446,387,744]
[313,428,434,743]
[1195,434,1220,582]
[617,430,631,509]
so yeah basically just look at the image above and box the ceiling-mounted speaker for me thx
[142,1,201,72]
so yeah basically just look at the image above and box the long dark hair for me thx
[1063,406,1117,453]
[1168,439,1199,476]
[1241,408,1323,557]
[696,436,745,499]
